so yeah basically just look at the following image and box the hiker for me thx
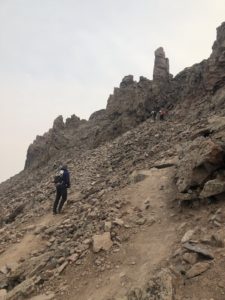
[159,109,166,121]
[53,165,70,214]
[151,110,157,121]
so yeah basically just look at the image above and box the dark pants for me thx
[53,185,67,214]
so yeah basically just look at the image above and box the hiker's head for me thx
[61,164,68,170]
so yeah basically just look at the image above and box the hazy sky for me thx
[1,0,225,183]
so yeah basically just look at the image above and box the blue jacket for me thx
[61,168,70,188]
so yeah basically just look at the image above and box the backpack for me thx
[54,170,64,185]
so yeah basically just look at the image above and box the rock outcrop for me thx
[204,21,225,92]
[175,116,225,206]
[153,47,170,83]
[23,22,225,170]
[24,22,225,170]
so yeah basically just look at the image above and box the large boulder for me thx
[176,138,225,192]
[92,232,113,253]
[186,262,210,279]
[127,268,175,300]
[200,178,225,198]
[6,277,36,300]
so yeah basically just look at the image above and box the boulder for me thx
[186,262,210,278]
[6,277,36,300]
[200,178,225,198]
[92,232,113,253]
[127,268,175,300]
[176,138,225,193]
[183,242,214,259]
[182,252,198,265]
[129,171,147,184]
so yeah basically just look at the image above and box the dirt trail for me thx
[0,211,64,270]
[63,167,178,300]
[0,168,179,299]
[0,190,79,272]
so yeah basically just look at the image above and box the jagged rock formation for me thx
[24,22,225,170]
[153,47,170,83]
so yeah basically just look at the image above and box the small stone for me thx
[104,221,112,232]
[214,220,221,227]
[183,243,214,259]
[135,218,146,225]
[28,293,55,300]
[83,239,92,245]
[218,281,225,288]
[68,254,79,263]
[183,252,198,265]
[186,262,210,278]
[181,229,195,243]
[57,262,68,274]
[147,217,156,226]
[113,218,124,226]
[211,234,224,247]
[119,272,126,278]
[0,265,10,275]
[57,257,65,264]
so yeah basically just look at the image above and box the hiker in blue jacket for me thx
[53,165,70,214]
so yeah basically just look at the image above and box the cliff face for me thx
[25,22,225,170]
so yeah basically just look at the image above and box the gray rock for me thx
[186,262,210,278]
[183,242,214,259]
[153,47,170,83]
[6,277,36,300]
[200,178,225,198]
[182,252,198,265]
[176,138,224,193]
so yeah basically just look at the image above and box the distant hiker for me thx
[151,110,157,121]
[53,165,70,214]
[159,109,166,121]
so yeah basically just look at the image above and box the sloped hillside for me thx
[0,22,225,300]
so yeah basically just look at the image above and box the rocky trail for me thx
[1,115,225,300]
[59,167,178,300]
[0,209,68,276]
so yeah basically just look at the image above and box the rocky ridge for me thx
[24,22,225,170]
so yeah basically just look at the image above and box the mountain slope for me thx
[1,22,225,300]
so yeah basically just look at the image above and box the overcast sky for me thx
[1,0,225,183]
